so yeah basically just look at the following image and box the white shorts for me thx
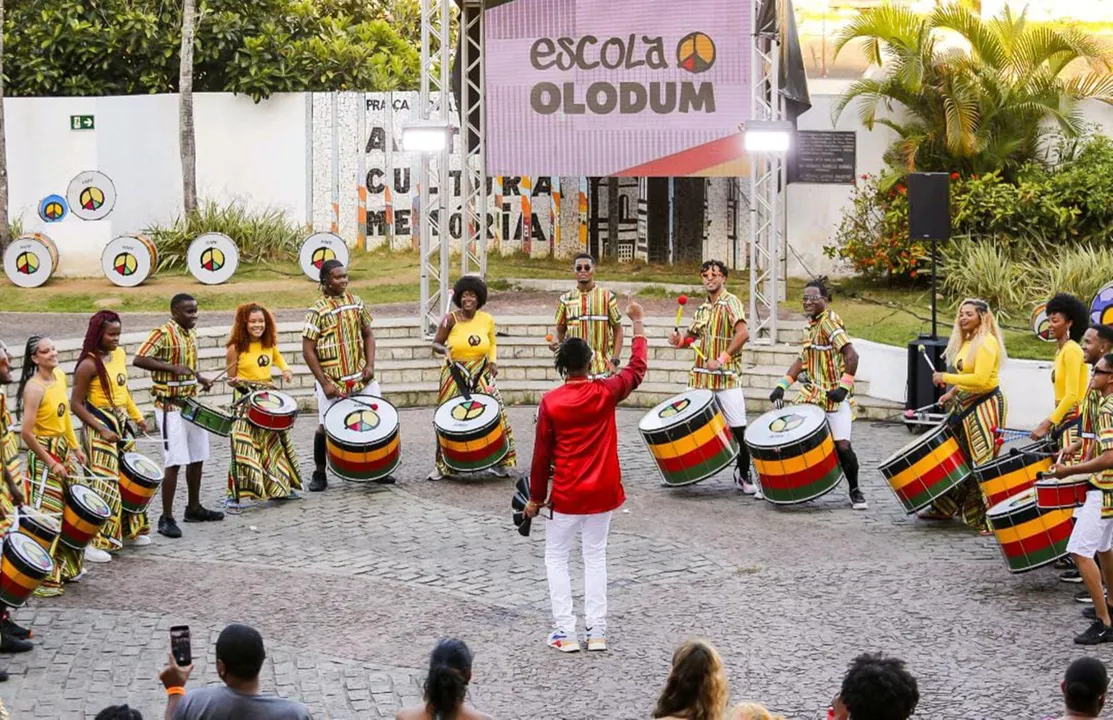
[715,387,748,428]
[315,380,382,424]
[826,401,852,442]
[155,409,211,469]
[1067,491,1113,557]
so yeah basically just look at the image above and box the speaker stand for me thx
[930,234,938,339]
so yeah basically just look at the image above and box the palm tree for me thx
[832,3,1113,182]
[180,0,197,214]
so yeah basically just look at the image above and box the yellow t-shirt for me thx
[941,335,1001,395]
[85,347,144,422]
[31,368,78,448]
[235,342,289,383]
[1051,340,1089,425]
[446,311,497,363]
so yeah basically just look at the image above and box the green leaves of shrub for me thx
[145,200,304,271]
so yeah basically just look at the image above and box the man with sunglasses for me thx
[1047,351,1113,644]
[667,260,755,494]
[552,253,623,378]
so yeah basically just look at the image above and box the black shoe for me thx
[1075,620,1113,645]
[158,516,182,539]
[372,475,397,485]
[1061,570,1084,584]
[1,617,30,640]
[309,470,328,492]
[849,489,868,510]
[0,669,8,681]
[183,505,224,523]
[0,633,32,653]
[1077,589,1097,604]
[1054,556,1076,570]
[1082,603,1113,620]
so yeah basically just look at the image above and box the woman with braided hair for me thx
[71,311,152,559]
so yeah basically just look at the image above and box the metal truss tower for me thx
[459,0,487,278]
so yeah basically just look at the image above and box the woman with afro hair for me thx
[1032,293,1092,449]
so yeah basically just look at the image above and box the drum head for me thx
[70,484,112,519]
[1091,280,1113,326]
[434,394,500,433]
[298,232,351,281]
[123,452,164,482]
[744,404,827,449]
[987,488,1037,519]
[878,422,950,468]
[102,235,155,288]
[67,170,117,221]
[21,508,60,533]
[187,233,240,285]
[325,397,399,446]
[249,390,298,416]
[638,389,715,432]
[5,533,53,573]
[4,234,56,288]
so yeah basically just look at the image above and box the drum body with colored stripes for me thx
[973,441,1052,508]
[434,394,509,473]
[745,404,843,505]
[17,508,60,551]
[324,397,401,482]
[245,390,299,432]
[987,489,1074,573]
[1035,474,1091,510]
[0,533,54,608]
[60,484,112,550]
[638,389,738,487]
[878,422,972,514]
[119,452,165,514]
[181,398,237,437]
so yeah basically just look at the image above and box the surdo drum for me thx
[745,405,844,505]
[878,422,972,514]
[245,390,299,432]
[324,396,401,482]
[119,452,166,514]
[987,489,1074,573]
[187,232,239,285]
[0,533,54,608]
[298,232,351,280]
[4,233,59,288]
[433,393,510,473]
[16,508,60,551]
[972,441,1052,509]
[101,234,159,287]
[638,389,738,487]
[60,484,112,551]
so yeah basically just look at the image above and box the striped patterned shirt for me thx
[1079,388,1101,461]
[1090,394,1113,517]
[555,286,621,377]
[796,308,852,413]
[135,320,198,405]
[0,391,18,476]
[303,292,374,384]
[686,290,746,391]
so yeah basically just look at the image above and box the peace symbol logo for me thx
[344,409,379,432]
[677,32,716,74]
[253,392,284,410]
[201,247,225,272]
[451,400,485,422]
[15,251,39,275]
[56,403,66,418]
[768,414,805,434]
[659,398,691,419]
[468,335,481,347]
[116,373,126,386]
[113,252,138,277]
[311,247,336,269]
[257,355,271,367]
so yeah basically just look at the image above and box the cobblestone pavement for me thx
[0,407,1099,719]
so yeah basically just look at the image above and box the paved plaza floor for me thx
[0,407,1098,718]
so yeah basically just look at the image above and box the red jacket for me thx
[529,336,648,515]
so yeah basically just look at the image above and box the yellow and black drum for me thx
[4,233,59,288]
[324,396,401,482]
[102,234,159,287]
[638,389,738,487]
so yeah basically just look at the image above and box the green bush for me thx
[146,200,305,271]
[824,174,926,281]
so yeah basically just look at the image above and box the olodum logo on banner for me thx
[528,31,717,116]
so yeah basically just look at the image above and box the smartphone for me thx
[170,625,192,666]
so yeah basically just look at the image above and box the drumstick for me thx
[674,295,688,333]
[917,344,937,374]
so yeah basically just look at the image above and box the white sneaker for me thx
[84,546,112,563]
[754,487,765,501]
[488,467,512,478]
[427,468,444,481]
[546,630,580,653]
[586,627,607,651]
[124,535,152,547]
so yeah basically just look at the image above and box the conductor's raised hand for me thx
[625,297,643,322]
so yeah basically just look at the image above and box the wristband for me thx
[166,687,186,696]
[839,373,855,391]
[717,352,732,365]
[776,376,792,392]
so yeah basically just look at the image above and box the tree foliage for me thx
[3,0,420,101]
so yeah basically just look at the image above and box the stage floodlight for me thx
[401,119,452,153]
[742,120,794,153]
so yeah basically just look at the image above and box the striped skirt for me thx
[27,436,83,596]
[84,405,150,550]
[929,389,1008,530]
[228,392,302,502]
[0,430,23,536]
[435,358,516,475]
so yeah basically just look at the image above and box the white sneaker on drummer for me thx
[124,535,152,547]
[84,546,112,563]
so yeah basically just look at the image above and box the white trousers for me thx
[156,409,211,468]
[545,510,613,637]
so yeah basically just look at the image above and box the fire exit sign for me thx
[70,115,95,130]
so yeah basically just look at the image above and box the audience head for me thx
[1063,657,1109,717]
[94,706,143,720]
[653,639,729,720]
[554,337,593,379]
[832,652,918,720]
[729,702,785,720]
[423,638,474,716]
[215,623,267,685]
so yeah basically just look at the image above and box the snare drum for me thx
[878,422,972,514]
[17,508,60,551]
[245,390,299,432]
[638,390,739,487]
[60,484,112,550]
[1035,474,1091,510]
[973,441,1052,508]
[987,488,1074,573]
[745,405,843,505]
[0,534,54,608]
[324,397,401,482]
[181,398,237,437]
[433,394,509,473]
[119,452,165,514]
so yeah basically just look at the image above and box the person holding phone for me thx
[160,623,311,719]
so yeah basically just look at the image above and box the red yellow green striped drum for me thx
[119,452,165,514]
[879,422,972,514]
[60,484,112,550]
[324,396,401,482]
[434,394,509,473]
[638,389,738,487]
[16,507,60,551]
[745,405,843,505]
[0,533,54,608]
[1035,474,1090,510]
[972,441,1052,509]
[987,489,1074,573]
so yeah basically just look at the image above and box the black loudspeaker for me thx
[906,336,948,412]
[908,172,950,240]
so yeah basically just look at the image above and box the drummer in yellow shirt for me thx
[224,304,301,508]
[429,275,516,481]
[1031,293,1092,449]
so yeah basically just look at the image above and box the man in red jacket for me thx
[525,298,647,653]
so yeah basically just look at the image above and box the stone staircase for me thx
[4,316,902,422]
